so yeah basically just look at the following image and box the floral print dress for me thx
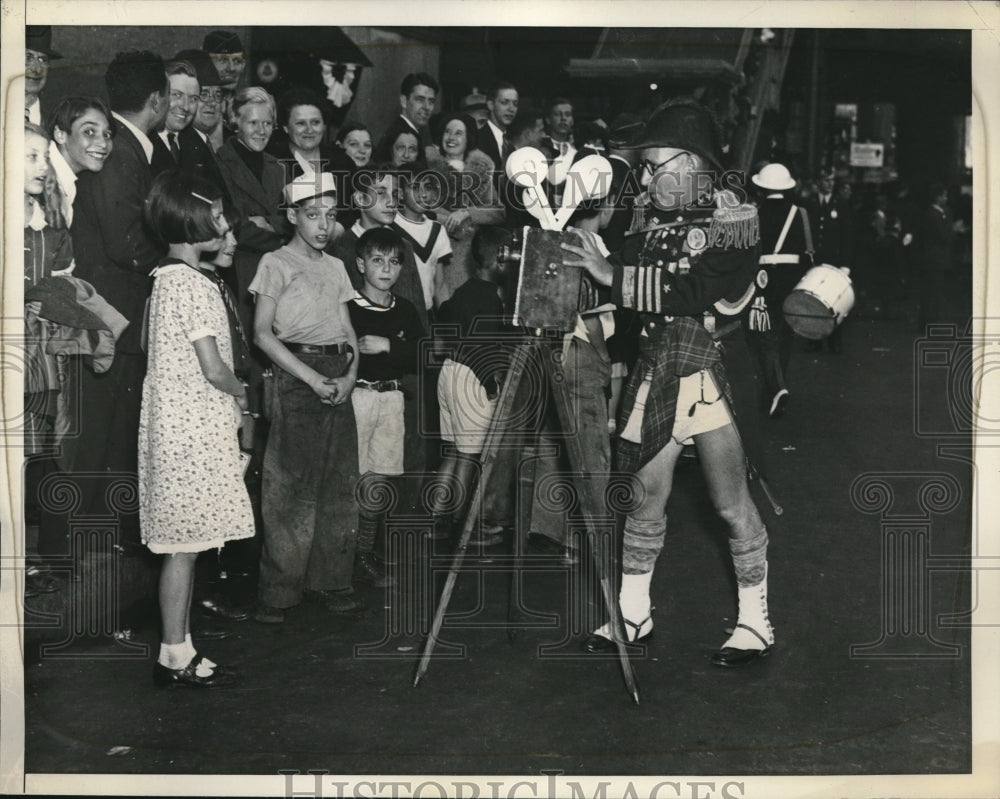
[138,259,255,553]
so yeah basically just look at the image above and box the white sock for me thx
[184,633,216,669]
[722,565,774,650]
[157,641,191,669]
[593,571,654,640]
[619,571,653,623]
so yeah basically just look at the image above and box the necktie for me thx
[169,132,181,163]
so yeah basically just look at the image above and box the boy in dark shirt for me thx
[348,227,426,584]
[431,226,511,544]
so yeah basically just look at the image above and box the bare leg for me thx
[694,422,764,545]
[159,552,198,645]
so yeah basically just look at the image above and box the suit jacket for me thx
[215,137,287,255]
[71,124,163,353]
[149,128,227,193]
[804,195,852,267]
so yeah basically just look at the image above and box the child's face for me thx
[357,175,398,226]
[290,195,338,250]
[208,229,238,268]
[196,199,230,251]
[401,177,433,215]
[357,247,403,294]
[24,131,49,196]
[56,108,113,174]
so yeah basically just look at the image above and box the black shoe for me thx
[304,589,365,614]
[581,616,653,653]
[710,624,774,667]
[192,626,234,641]
[26,567,60,594]
[152,655,238,688]
[199,597,250,622]
[354,551,396,588]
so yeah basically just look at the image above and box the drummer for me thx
[744,162,813,418]
[561,99,776,667]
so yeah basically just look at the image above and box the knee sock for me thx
[725,528,774,648]
[622,514,667,575]
[619,515,666,626]
[357,515,379,555]
[729,527,768,587]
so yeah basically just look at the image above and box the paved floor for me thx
[21,283,975,779]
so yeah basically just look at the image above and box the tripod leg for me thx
[539,344,640,703]
[414,343,533,687]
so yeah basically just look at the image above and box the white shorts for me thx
[620,368,730,447]
[437,359,496,454]
[351,387,405,475]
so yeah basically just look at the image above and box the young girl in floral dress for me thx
[140,170,255,687]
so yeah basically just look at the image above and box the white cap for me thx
[751,162,796,192]
[284,171,338,206]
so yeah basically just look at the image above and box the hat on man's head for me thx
[616,100,724,171]
[460,92,488,113]
[203,30,243,55]
[26,26,62,59]
[752,162,796,192]
[284,171,338,206]
[172,49,222,88]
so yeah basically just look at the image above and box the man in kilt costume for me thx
[561,99,775,667]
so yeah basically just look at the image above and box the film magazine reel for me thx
[414,148,643,701]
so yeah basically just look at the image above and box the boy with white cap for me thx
[250,172,361,623]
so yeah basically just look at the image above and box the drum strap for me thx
[799,206,814,256]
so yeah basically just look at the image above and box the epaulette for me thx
[708,189,760,250]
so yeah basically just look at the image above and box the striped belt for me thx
[355,378,402,393]
[758,254,801,265]
[283,341,350,355]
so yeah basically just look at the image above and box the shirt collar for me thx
[400,114,419,133]
[48,141,78,195]
[113,112,155,164]
[486,118,505,149]
[351,220,368,239]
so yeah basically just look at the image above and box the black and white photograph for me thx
[1,2,998,797]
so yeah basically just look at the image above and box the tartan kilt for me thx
[615,316,731,474]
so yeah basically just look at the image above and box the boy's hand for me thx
[444,208,471,234]
[309,374,342,404]
[561,228,614,287]
[358,335,391,355]
[327,375,355,405]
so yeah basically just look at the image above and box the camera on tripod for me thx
[501,226,592,333]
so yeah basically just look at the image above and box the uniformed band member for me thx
[561,99,775,667]
[745,162,813,418]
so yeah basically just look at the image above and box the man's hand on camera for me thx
[561,228,614,287]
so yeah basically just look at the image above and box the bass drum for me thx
[782,264,855,340]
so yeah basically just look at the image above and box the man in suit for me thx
[70,50,168,524]
[376,72,438,162]
[540,97,576,206]
[150,60,202,177]
[25,26,61,125]
[202,30,247,151]
[803,169,852,353]
[479,81,519,170]
[171,49,229,192]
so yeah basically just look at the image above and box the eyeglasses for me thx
[199,89,224,104]
[639,150,691,177]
